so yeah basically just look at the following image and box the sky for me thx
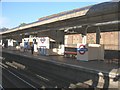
[1,2,106,29]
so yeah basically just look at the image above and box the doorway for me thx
[40,46,46,55]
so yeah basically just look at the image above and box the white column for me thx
[34,44,38,52]
[82,35,87,44]
[81,25,88,45]
[0,40,2,46]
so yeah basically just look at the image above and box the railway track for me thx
[1,60,84,89]
[1,60,73,88]
[1,63,38,89]
[1,52,94,89]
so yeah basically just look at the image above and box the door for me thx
[40,46,46,55]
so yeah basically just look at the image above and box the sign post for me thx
[77,44,88,61]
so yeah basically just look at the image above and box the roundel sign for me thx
[77,44,88,55]
[40,37,46,43]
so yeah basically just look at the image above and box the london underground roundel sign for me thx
[40,37,46,43]
[78,44,88,55]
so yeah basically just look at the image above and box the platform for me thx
[1,48,120,88]
[1,48,119,77]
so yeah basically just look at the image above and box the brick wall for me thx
[100,31,119,50]
[65,34,82,47]
[87,33,96,44]
[65,31,119,50]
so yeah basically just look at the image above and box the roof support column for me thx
[96,27,101,44]
[82,25,89,44]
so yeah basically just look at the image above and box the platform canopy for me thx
[1,2,120,38]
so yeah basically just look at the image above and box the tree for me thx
[0,27,9,32]
[19,23,27,27]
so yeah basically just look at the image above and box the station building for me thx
[0,2,119,61]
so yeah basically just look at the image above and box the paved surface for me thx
[2,48,119,76]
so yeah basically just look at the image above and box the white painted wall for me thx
[0,40,2,46]
[8,39,14,46]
